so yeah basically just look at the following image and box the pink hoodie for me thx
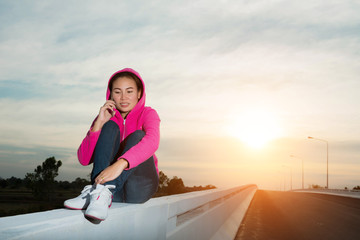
[77,68,160,174]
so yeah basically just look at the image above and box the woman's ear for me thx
[137,90,141,100]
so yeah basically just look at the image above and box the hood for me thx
[106,68,146,118]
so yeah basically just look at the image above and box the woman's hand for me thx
[95,159,129,184]
[91,100,117,132]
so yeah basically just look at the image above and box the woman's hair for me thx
[109,72,143,99]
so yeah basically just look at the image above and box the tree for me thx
[70,177,91,189]
[167,176,185,195]
[6,177,23,189]
[0,178,8,188]
[154,171,216,197]
[310,184,322,189]
[25,156,62,200]
[158,171,169,189]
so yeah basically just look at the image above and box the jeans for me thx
[90,121,159,203]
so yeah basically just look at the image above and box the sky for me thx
[1,0,359,190]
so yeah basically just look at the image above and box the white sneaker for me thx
[64,185,94,210]
[85,184,116,221]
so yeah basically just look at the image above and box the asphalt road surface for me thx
[235,190,360,240]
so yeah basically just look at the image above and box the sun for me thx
[228,109,282,149]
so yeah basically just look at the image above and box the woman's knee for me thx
[94,120,120,157]
[130,130,145,140]
[123,130,145,149]
[98,121,120,142]
[102,120,119,132]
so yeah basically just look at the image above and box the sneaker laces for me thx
[80,185,93,196]
[90,185,116,204]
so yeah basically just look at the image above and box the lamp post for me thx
[277,171,284,191]
[282,165,292,191]
[290,155,304,189]
[308,136,329,189]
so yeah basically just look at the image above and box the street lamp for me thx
[308,136,329,189]
[290,155,304,189]
[282,165,292,191]
[277,171,285,191]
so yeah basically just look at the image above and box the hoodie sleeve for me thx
[119,108,160,169]
[77,117,101,166]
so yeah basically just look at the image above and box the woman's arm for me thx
[77,100,117,166]
[77,118,101,166]
[119,108,160,169]
[94,158,129,184]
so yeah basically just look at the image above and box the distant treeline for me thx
[310,184,360,190]
[0,156,216,217]
[0,176,89,191]
[0,172,216,197]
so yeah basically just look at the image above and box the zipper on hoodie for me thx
[122,119,126,141]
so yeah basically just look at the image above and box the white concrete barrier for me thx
[0,184,257,240]
[293,189,360,199]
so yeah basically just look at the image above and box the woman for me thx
[64,68,160,221]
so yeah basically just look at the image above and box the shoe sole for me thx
[84,202,112,221]
[64,204,86,210]
[84,213,105,221]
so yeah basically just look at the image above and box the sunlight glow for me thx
[228,109,283,149]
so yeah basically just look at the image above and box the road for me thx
[235,190,360,240]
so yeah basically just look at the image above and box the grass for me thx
[0,188,80,217]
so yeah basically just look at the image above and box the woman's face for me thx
[111,76,141,118]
